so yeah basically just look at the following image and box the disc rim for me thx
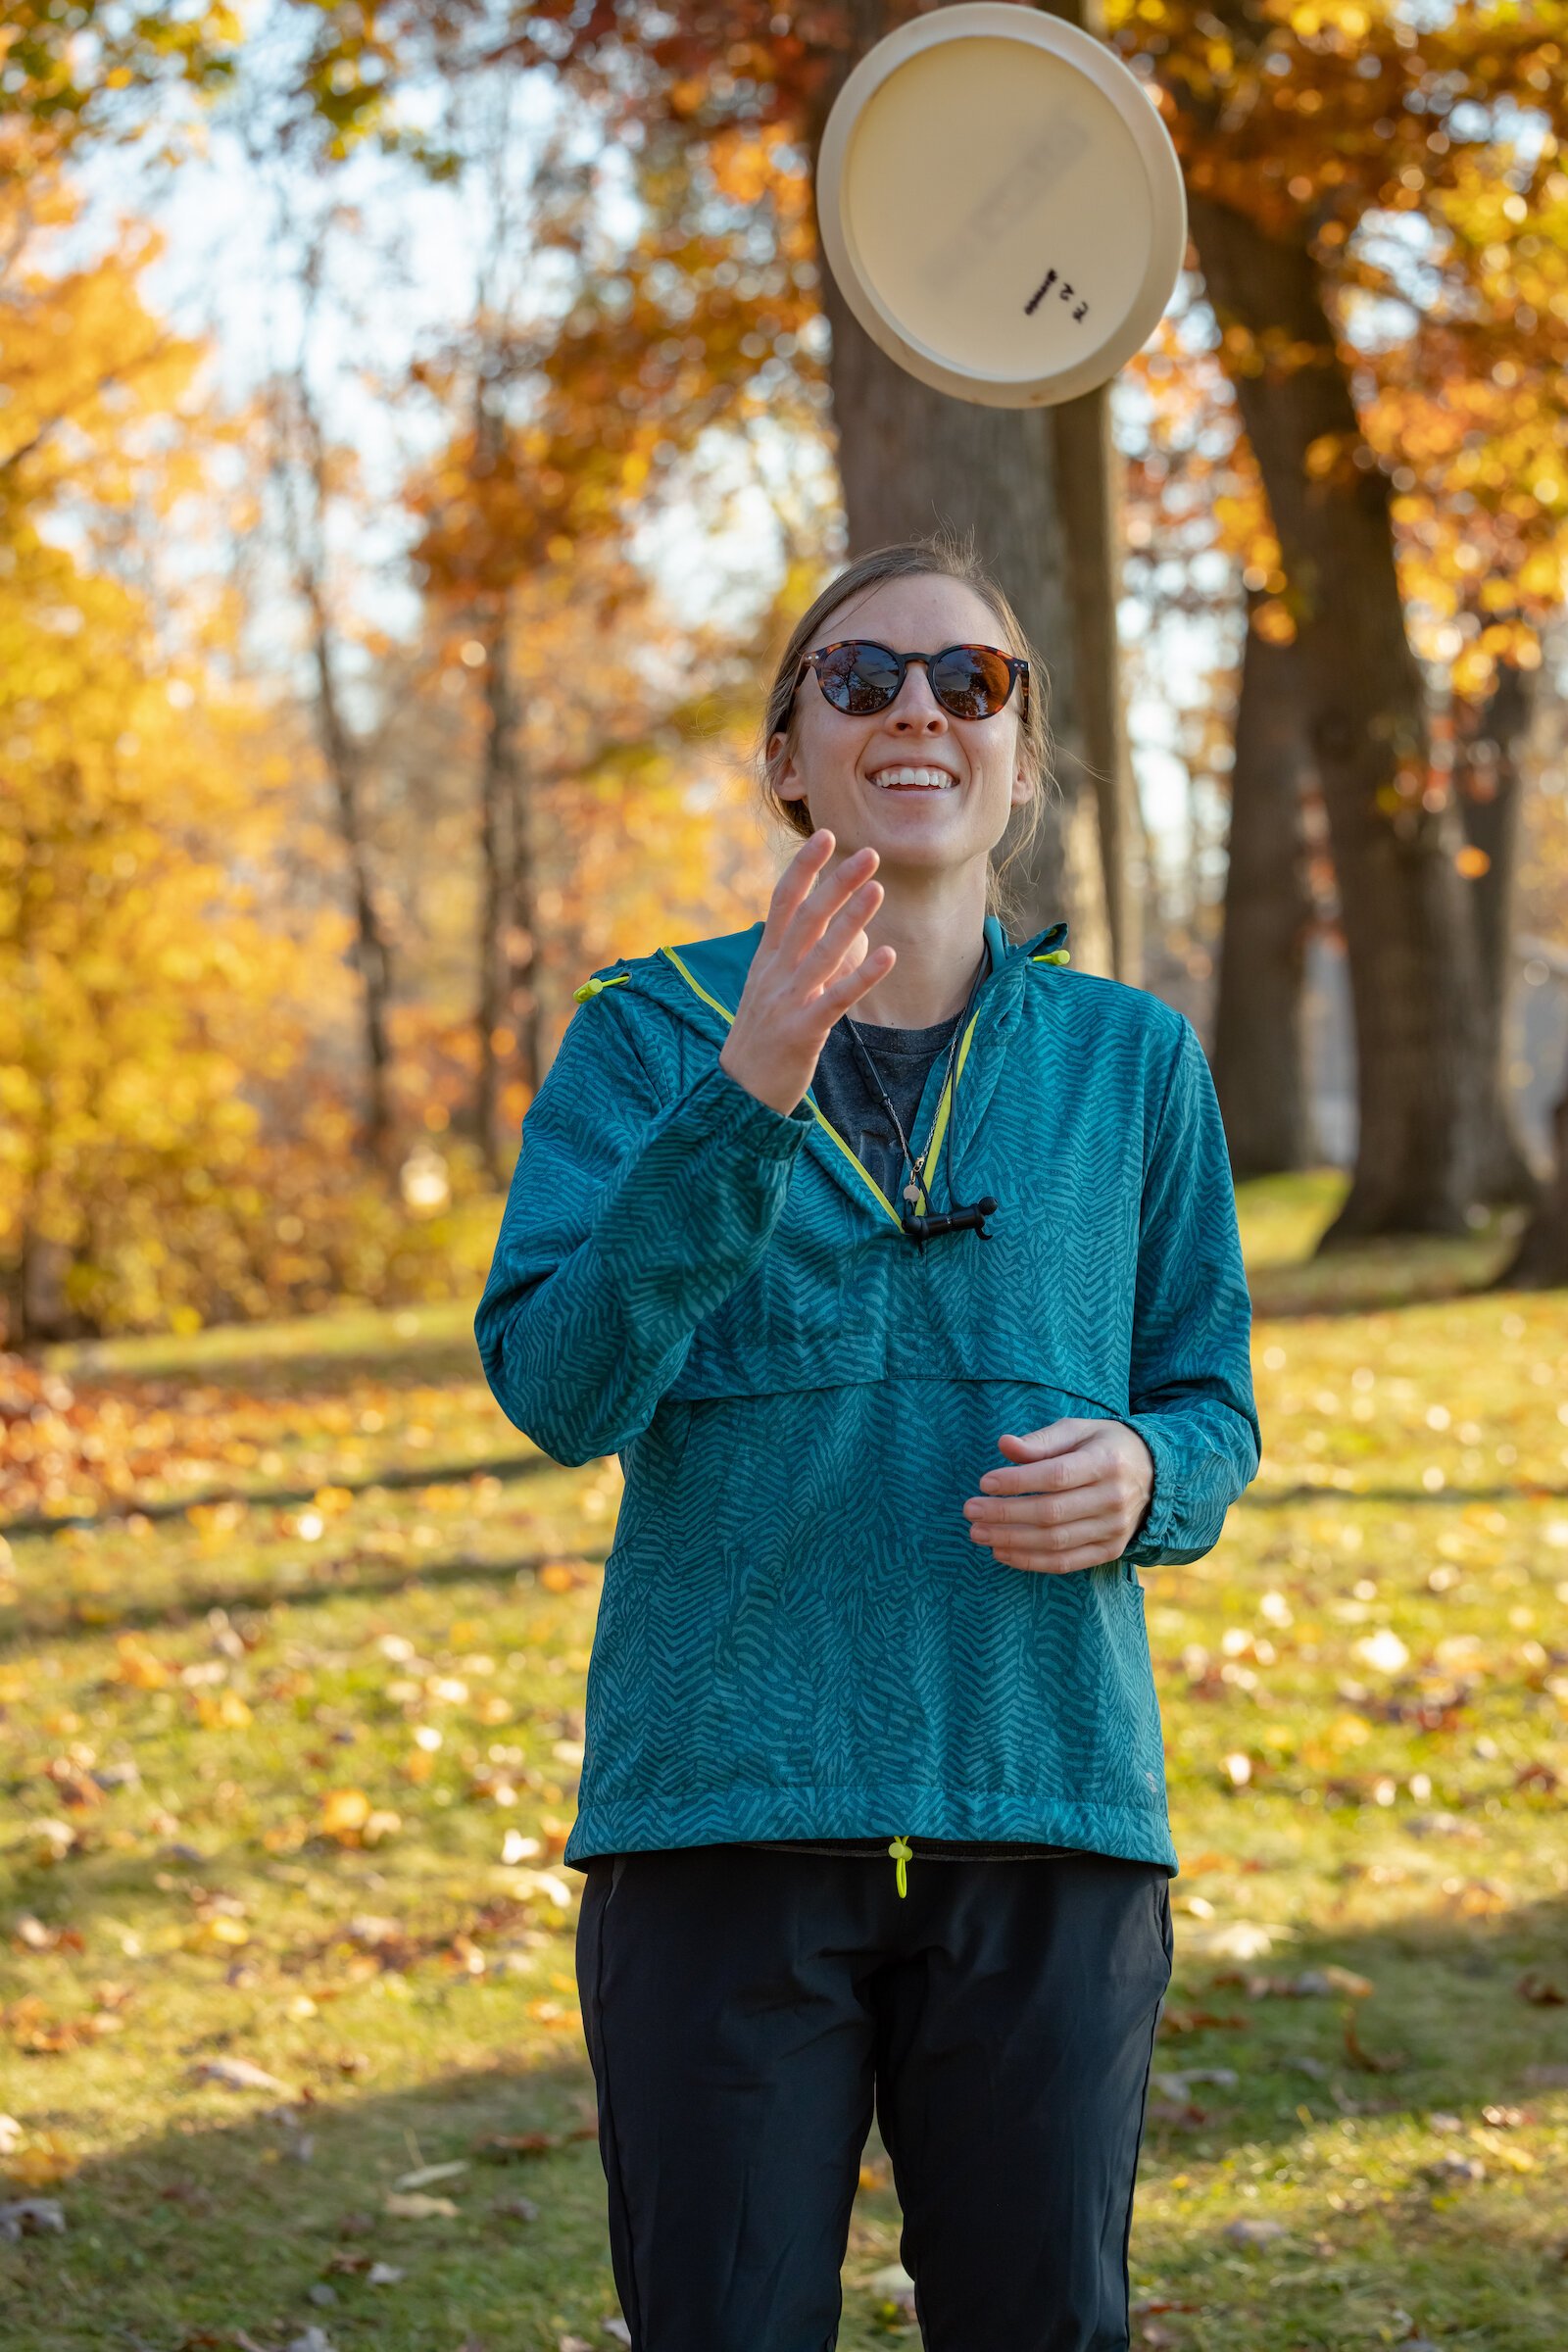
[815,3,1187,409]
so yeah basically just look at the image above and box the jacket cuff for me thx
[703,1057,817,1159]
[1121,1411,1188,1555]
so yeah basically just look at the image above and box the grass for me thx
[3,1170,1567,2350]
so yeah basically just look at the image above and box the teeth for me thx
[870,766,957,789]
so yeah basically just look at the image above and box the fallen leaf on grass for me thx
[1470,2127,1535,2171]
[392,2160,468,2191]
[3,2131,76,2187]
[493,2196,539,2222]
[474,2126,597,2161]
[1153,2070,1238,2102]
[1516,1972,1566,2006]
[1223,2216,1286,2246]
[1425,2152,1485,2183]
[191,2056,295,2095]
[865,2260,917,2314]
[384,2190,459,2219]
[1157,2007,1250,2036]
[1179,1922,1286,1961]
[1344,2014,1405,2074]
[0,2197,65,2238]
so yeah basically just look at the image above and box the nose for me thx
[887,662,950,734]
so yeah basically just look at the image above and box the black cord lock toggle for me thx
[900,1196,998,1248]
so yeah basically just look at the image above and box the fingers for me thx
[798,874,884,996]
[821,941,897,1012]
[987,1526,1130,1575]
[769,832,880,966]
[762,827,836,946]
[974,1443,1104,1499]
[992,1420,1101,1465]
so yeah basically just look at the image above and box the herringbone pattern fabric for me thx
[474,915,1259,1870]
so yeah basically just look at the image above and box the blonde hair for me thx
[757,530,1054,928]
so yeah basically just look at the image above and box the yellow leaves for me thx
[193,1690,252,1730]
[2,2131,76,2190]
[189,1912,250,1951]
[318,1787,370,1839]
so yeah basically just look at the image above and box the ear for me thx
[768,729,808,807]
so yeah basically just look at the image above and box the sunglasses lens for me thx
[930,647,1013,719]
[817,642,903,713]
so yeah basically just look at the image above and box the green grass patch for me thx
[3,1185,1567,2349]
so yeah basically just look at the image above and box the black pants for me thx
[575,1843,1173,2351]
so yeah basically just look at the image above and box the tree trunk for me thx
[1460,661,1539,1204]
[475,609,513,1189]
[279,367,396,1167]
[1211,609,1313,1175]
[1052,386,1142,982]
[506,717,543,1102]
[306,594,395,1165]
[475,596,543,1183]
[1189,193,1481,1243]
[1497,1056,1568,1288]
[807,0,1113,971]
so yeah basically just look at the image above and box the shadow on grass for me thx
[0,1544,608,1653]
[0,2047,615,2352]
[3,1887,1566,2350]
[1,1450,553,1543]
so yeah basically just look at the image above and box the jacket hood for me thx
[571,913,1071,1236]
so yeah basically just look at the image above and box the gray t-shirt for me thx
[809,1002,967,1208]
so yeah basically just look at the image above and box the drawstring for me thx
[889,1836,911,1897]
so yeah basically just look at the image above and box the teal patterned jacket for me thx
[474,912,1259,1875]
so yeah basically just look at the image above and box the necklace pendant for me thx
[903,1181,921,1205]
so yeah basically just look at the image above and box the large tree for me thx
[1113,0,1568,1238]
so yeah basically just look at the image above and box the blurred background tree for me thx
[3,0,1568,1340]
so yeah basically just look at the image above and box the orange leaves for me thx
[316,1788,402,1847]
[111,1634,171,1690]
[536,1557,594,1594]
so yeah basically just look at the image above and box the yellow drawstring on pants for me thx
[889,1836,911,1898]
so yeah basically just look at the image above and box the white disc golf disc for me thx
[816,4,1186,407]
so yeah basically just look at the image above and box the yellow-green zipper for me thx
[657,943,980,1225]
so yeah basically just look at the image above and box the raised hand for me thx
[718,829,897,1117]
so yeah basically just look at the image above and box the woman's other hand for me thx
[718,830,897,1117]
[961,1420,1155,1575]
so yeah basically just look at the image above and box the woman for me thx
[475,536,1259,2351]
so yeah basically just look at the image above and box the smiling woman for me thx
[758,532,1052,971]
[474,530,1259,2351]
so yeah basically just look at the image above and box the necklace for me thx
[843,941,990,1214]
